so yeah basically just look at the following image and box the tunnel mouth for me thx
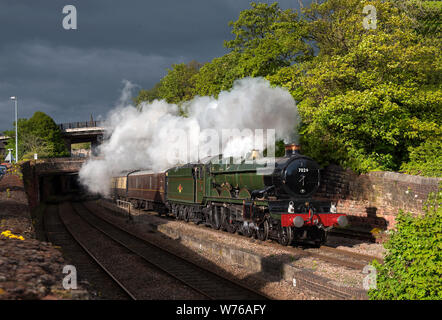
[38,173,87,203]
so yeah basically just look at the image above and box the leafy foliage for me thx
[134,0,441,174]
[369,187,442,300]
[4,111,69,160]
[393,0,442,37]
[71,142,91,150]
[157,60,203,104]
[192,52,242,98]
[134,82,162,107]
[137,2,310,100]
[224,2,312,76]
[136,60,203,108]
[400,138,442,177]
[270,0,441,173]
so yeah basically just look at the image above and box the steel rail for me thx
[47,204,137,300]
[75,201,269,300]
[105,200,381,270]
[97,200,370,299]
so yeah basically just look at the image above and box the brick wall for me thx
[314,165,441,230]
[20,161,39,210]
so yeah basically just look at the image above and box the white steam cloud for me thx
[79,77,300,195]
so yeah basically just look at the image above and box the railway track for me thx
[329,228,377,242]
[95,200,369,300]
[316,245,382,267]
[101,200,382,270]
[43,204,131,299]
[65,201,269,300]
[55,202,207,299]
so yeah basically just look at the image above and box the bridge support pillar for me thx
[63,138,72,156]
[91,136,101,156]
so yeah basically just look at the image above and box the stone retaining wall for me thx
[314,165,441,230]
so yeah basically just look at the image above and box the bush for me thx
[369,186,442,300]
[4,111,69,160]
[400,138,442,177]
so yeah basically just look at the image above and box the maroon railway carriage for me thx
[111,170,167,213]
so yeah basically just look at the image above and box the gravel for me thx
[94,200,386,299]
[0,238,89,300]
[60,202,206,300]
[0,172,91,300]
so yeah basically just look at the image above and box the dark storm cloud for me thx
[0,0,304,132]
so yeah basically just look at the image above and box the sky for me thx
[0,0,306,132]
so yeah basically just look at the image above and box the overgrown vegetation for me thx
[400,139,442,177]
[71,142,91,151]
[4,111,69,161]
[135,0,441,176]
[369,185,442,300]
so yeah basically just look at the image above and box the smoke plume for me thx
[79,77,300,195]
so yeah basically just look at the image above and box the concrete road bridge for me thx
[0,121,105,158]
[58,121,105,156]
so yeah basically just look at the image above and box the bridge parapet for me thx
[25,158,86,175]
[58,121,104,131]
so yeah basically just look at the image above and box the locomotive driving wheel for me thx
[256,220,269,241]
[226,219,237,233]
[220,207,229,231]
[278,226,293,246]
[211,206,221,230]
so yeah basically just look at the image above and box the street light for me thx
[9,96,18,163]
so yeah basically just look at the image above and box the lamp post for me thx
[9,96,18,163]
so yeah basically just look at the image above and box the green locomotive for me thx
[165,144,348,246]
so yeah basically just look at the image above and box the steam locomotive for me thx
[110,144,348,246]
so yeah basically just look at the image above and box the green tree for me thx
[270,0,441,172]
[135,60,203,108]
[400,138,442,177]
[134,82,162,108]
[4,111,69,160]
[225,2,312,75]
[191,2,311,98]
[192,52,242,97]
[158,60,202,104]
[393,0,441,37]
[134,0,441,174]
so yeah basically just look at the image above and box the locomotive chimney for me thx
[250,149,260,160]
[285,144,301,157]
